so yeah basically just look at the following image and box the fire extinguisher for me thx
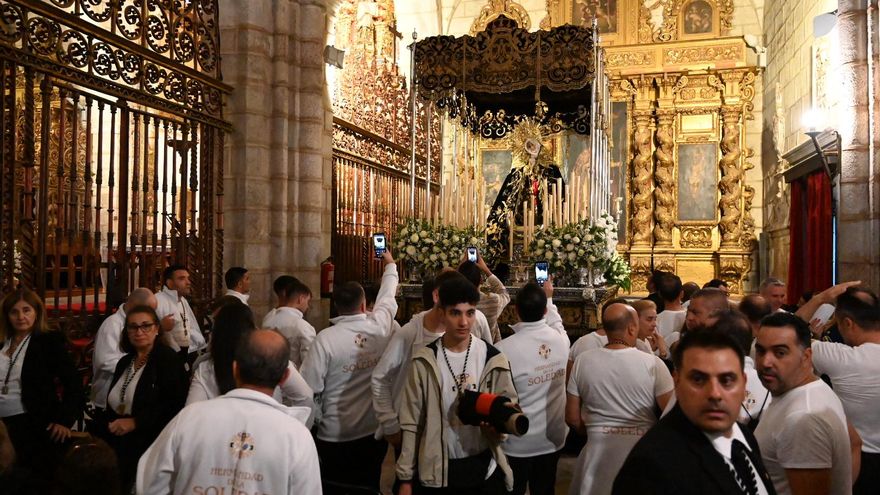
[320,256,335,298]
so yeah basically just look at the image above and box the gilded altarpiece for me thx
[537,0,760,293]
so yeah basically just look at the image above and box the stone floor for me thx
[379,449,578,494]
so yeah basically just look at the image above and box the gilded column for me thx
[653,109,675,246]
[718,105,743,249]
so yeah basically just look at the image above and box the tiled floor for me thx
[380,449,579,494]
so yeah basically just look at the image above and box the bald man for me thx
[566,303,674,495]
[138,329,321,494]
[91,288,157,410]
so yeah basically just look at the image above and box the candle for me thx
[556,178,563,226]
[508,210,515,258]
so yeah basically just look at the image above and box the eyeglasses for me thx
[126,323,157,333]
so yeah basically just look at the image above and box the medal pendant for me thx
[1,385,7,395]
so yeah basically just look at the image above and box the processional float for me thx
[406,17,613,279]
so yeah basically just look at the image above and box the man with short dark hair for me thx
[263,277,315,368]
[739,294,772,358]
[224,266,250,306]
[495,282,568,495]
[760,278,788,313]
[300,251,398,491]
[682,281,700,305]
[568,303,673,495]
[136,329,321,495]
[613,329,775,495]
[458,253,511,343]
[704,278,731,296]
[155,265,206,359]
[685,288,729,334]
[645,271,669,313]
[397,276,518,495]
[810,285,880,494]
[372,271,493,455]
[755,312,854,495]
[656,273,686,342]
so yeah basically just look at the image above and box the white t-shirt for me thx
[812,341,880,453]
[567,347,673,429]
[262,307,316,369]
[656,309,686,340]
[754,380,852,495]
[91,307,127,408]
[569,332,652,362]
[496,318,570,457]
[0,336,31,417]
[437,338,488,459]
[741,356,771,425]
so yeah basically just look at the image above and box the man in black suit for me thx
[613,329,776,495]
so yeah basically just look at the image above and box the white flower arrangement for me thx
[394,219,487,277]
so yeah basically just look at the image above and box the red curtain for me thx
[787,171,832,305]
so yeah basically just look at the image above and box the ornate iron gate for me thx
[0,0,230,334]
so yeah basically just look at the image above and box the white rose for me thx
[566,243,574,251]
[420,230,428,237]
[406,246,417,256]
[585,234,593,242]
[572,236,581,244]
[442,260,450,268]
[470,237,479,245]
[552,239,562,248]
[578,249,585,256]
[442,239,450,246]
[546,252,554,260]
[410,233,419,243]
[451,235,460,243]
[554,260,563,267]
[568,252,576,261]
[589,255,597,262]
[440,253,448,260]
[537,239,546,247]
[430,254,438,262]
[421,247,428,252]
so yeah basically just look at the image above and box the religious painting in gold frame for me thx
[573,0,624,42]
[609,100,630,243]
[480,145,514,214]
[679,0,720,40]
[676,142,719,223]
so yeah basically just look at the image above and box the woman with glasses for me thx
[94,304,187,490]
[0,288,84,473]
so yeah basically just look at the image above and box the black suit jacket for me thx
[612,405,776,495]
[104,344,188,438]
[19,330,84,428]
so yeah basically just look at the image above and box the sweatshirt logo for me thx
[354,334,367,348]
[538,344,551,359]
[229,432,256,459]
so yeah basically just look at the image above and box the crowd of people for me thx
[0,252,878,495]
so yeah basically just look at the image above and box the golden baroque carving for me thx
[470,0,531,35]
[739,71,757,120]
[540,0,559,30]
[629,256,653,293]
[657,0,736,42]
[632,109,655,247]
[654,257,676,275]
[653,110,675,246]
[664,44,743,65]
[606,51,655,69]
[680,226,713,248]
[680,88,697,100]
[719,106,743,248]
[719,255,751,295]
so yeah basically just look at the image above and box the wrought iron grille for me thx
[0,0,229,337]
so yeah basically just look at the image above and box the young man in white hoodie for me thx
[495,281,569,495]
[372,270,494,454]
[397,276,518,495]
[301,250,398,492]
[263,277,315,369]
[154,264,206,365]
[136,328,321,495]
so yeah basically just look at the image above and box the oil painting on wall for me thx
[677,143,718,222]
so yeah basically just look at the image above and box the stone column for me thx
[219,0,334,320]
[838,0,880,288]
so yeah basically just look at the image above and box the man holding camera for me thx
[396,276,518,495]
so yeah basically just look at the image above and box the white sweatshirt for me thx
[370,308,493,436]
[136,389,321,495]
[496,303,570,457]
[301,263,399,442]
[91,305,126,408]
[263,307,316,369]
[186,357,314,426]
[154,287,206,353]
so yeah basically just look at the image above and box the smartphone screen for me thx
[467,247,478,263]
[372,233,386,259]
[535,261,549,286]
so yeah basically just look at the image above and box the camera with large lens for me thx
[457,390,529,436]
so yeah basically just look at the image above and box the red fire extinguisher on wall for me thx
[320,256,335,298]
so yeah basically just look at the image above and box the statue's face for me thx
[524,138,542,157]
